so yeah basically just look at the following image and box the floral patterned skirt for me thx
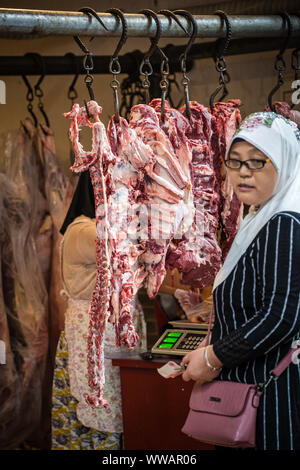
[51,330,122,450]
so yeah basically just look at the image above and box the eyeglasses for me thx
[225,158,271,170]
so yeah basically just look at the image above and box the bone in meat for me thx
[129,103,189,297]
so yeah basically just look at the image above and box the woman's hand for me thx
[180,345,222,384]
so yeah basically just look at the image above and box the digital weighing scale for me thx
[151,320,211,357]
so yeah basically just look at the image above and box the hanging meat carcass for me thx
[148,99,221,288]
[65,100,191,406]
[149,98,243,287]
[65,94,244,406]
[264,100,300,128]
[212,99,243,258]
[0,145,48,449]
[129,103,191,298]
[0,120,53,290]
[0,174,19,449]
[65,101,116,407]
[106,115,152,341]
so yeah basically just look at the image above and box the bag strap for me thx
[257,344,300,391]
[273,346,300,377]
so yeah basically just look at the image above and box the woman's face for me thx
[226,140,278,206]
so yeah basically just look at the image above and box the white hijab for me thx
[213,112,300,291]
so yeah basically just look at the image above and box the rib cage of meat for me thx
[129,103,190,298]
[149,98,194,231]
[147,99,222,288]
[146,98,243,286]
[107,116,150,342]
[177,100,223,287]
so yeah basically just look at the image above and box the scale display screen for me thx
[158,332,183,349]
[151,328,208,356]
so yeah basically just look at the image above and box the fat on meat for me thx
[129,103,190,297]
[157,100,223,288]
[106,115,151,343]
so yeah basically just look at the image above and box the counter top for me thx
[108,350,182,368]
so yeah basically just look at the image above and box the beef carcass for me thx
[151,98,242,287]
[0,121,52,289]
[0,126,49,363]
[0,168,48,449]
[0,174,19,449]
[265,100,300,128]
[149,98,194,227]
[149,99,222,288]
[65,100,192,406]
[212,99,243,257]
[129,103,190,297]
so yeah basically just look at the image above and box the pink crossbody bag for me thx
[181,308,300,448]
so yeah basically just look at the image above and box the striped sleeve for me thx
[213,214,300,368]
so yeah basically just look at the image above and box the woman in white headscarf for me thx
[181,112,300,450]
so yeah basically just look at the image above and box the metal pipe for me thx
[0,35,299,76]
[0,8,300,39]
[0,50,192,76]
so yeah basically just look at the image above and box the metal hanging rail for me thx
[0,50,192,76]
[0,8,300,39]
[1,36,300,76]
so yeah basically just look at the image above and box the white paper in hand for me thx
[157,361,185,379]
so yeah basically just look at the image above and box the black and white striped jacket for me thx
[212,211,300,450]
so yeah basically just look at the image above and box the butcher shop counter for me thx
[109,351,214,450]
